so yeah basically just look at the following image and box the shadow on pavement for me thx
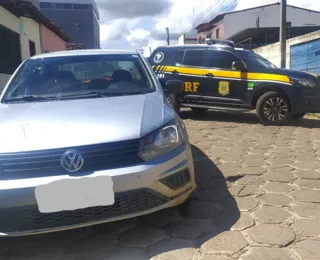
[0,144,240,260]
[180,110,320,128]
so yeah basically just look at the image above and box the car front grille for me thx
[0,189,170,233]
[0,139,143,180]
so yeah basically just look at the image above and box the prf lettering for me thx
[184,82,200,92]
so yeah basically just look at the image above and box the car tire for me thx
[167,94,181,114]
[256,91,292,126]
[191,108,208,113]
[291,112,306,120]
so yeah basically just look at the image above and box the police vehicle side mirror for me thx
[165,80,184,94]
[232,61,246,71]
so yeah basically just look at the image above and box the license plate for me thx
[35,175,114,213]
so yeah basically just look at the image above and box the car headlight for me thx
[290,77,316,88]
[139,119,185,161]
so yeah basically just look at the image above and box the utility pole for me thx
[280,0,287,68]
[165,27,170,46]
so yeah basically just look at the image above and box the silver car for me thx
[0,50,196,236]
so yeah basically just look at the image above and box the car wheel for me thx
[191,108,208,113]
[291,112,306,120]
[167,94,181,114]
[256,91,292,126]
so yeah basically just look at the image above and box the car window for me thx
[175,50,185,64]
[182,50,205,66]
[209,50,241,69]
[2,54,155,103]
[248,54,278,69]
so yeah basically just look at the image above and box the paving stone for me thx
[271,166,295,173]
[119,227,165,248]
[257,193,293,207]
[201,231,248,255]
[263,172,296,183]
[292,240,320,260]
[150,247,200,260]
[235,197,259,212]
[294,161,320,170]
[292,219,320,237]
[290,202,320,218]
[228,185,244,196]
[139,208,181,228]
[238,167,266,176]
[240,247,292,260]
[182,201,222,218]
[253,206,292,224]
[218,162,240,171]
[108,248,148,260]
[295,179,320,189]
[231,213,255,231]
[262,182,294,193]
[295,170,320,180]
[268,158,294,167]
[291,188,320,203]
[236,176,265,186]
[165,219,213,239]
[238,185,259,197]
[247,224,295,246]
[199,255,233,260]
[148,239,196,259]
[243,159,267,167]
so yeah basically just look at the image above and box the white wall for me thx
[254,30,320,68]
[224,5,320,39]
[0,6,42,91]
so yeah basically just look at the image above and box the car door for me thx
[202,49,248,102]
[176,49,206,98]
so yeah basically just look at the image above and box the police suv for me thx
[148,40,320,126]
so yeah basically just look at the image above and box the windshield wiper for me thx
[2,95,56,103]
[59,90,150,99]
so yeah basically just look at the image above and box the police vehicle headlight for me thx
[290,77,316,88]
[139,119,185,161]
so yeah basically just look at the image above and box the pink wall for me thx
[41,25,66,53]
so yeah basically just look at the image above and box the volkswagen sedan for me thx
[0,49,196,236]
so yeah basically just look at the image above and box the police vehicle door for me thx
[176,49,206,97]
[203,49,247,102]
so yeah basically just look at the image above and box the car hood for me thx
[0,93,175,153]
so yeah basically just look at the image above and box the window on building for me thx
[175,50,185,64]
[40,2,53,9]
[209,50,240,69]
[29,40,36,57]
[0,26,21,74]
[216,28,220,39]
[182,50,205,66]
[73,4,90,10]
[55,3,72,9]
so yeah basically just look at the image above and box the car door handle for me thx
[172,70,178,74]
[205,73,214,77]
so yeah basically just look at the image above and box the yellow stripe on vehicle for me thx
[160,66,291,84]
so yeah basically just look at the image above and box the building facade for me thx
[40,0,100,49]
[196,3,320,44]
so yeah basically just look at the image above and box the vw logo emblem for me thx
[153,52,164,64]
[61,150,84,173]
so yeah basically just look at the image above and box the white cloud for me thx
[98,0,320,55]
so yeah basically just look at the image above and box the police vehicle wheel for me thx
[291,112,306,120]
[167,94,180,114]
[256,91,292,126]
[191,108,208,113]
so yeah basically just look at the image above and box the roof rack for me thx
[204,39,235,48]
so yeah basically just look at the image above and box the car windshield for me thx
[247,53,278,69]
[2,53,155,103]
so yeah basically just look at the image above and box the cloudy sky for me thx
[96,0,320,55]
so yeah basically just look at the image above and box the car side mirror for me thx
[232,61,246,71]
[165,80,184,94]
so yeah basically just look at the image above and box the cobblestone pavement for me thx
[1,111,320,260]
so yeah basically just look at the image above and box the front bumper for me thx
[292,86,320,113]
[0,144,196,237]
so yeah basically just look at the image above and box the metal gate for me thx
[290,38,320,75]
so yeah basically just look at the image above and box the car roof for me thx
[155,44,237,51]
[30,49,138,60]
